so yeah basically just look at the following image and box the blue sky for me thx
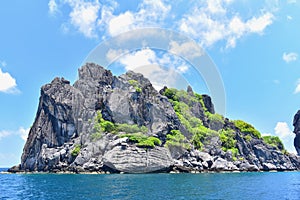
[1,0,300,167]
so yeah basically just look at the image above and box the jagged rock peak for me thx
[187,85,194,96]
[19,63,183,172]
[78,63,113,82]
[202,95,215,114]
[50,77,70,85]
[120,70,152,87]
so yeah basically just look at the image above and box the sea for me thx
[0,168,300,200]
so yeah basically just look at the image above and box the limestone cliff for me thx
[11,63,300,173]
[293,110,300,155]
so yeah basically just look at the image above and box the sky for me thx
[0,0,300,167]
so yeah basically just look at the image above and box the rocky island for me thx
[9,63,300,173]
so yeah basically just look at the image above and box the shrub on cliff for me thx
[120,133,161,148]
[233,120,261,139]
[71,144,81,157]
[165,130,190,149]
[207,112,224,125]
[219,129,239,159]
[263,135,285,151]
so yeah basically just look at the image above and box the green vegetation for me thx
[219,129,239,160]
[137,136,161,148]
[71,144,81,157]
[195,93,207,112]
[91,111,149,142]
[207,112,224,125]
[162,88,221,150]
[120,133,161,148]
[165,130,190,149]
[262,135,285,151]
[92,111,116,140]
[163,88,179,101]
[128,79,142,93]
[99,120,115,132]
[244,134,252,142]
[128,79,138,86]
[282,149,289,155]
[92,111,152,147]
[163,88,200,105]
[162,88,264,157]
[192,125,218,149]
[189,117,203,128]
[94,111,115,132]
[233,120,261,139]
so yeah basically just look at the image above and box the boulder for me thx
[262,163,277,171]
[210,157,238,171]
[103,146,173,173]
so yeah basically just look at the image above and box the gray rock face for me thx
[103,146,173,173]
[16,63,300,173]
[210,157,238,171]
[20,63,180,172]
[293,110,300,155]
[21,77,82,171]
[202,95,215,114]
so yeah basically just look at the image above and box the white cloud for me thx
[246,12,274,34]
[178,1,274,48]
[179,10,226,47]
[287,15,293,20]
[282,52,298,63]
[106,48,129,63]
[275,122,293,139]
[114,48,191,89]
[0,127,29,141]
[52,0,171,37]
[274,122,296,153]
[140,0,171,20]
[48,0,58,14]
[106,0,171,36]
[177,65,189,73]
[119,48,157,71]
[108,11,134,36]
[118,48,191,74]
[207,0,227,14]
[0,68,18,93]
[51,0,276,49]
[128,64,188,91]
[62,0,101,38]
[169,40,203,60]
[294,79,300,94]
[229,16,247,36]
[97,4,117,34]
[18,127,29,141]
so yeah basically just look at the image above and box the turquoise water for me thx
[0,170,300,200]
